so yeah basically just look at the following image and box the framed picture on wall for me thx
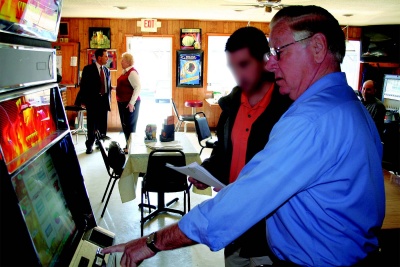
[176,50,203,88]
[58,22,69,37]
[88,27,111,49]
[180,28,201,50]
[87,49,117,71]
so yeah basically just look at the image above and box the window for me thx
[341,40,361,91]
[126,36,173,132]
[207,35,236,95]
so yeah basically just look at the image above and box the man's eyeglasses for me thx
[264,35,313,61]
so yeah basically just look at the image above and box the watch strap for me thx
[146,232,161,253]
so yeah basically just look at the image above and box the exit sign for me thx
[139,19,160,32]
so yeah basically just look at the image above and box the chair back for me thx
[171,98,180,118]
[95,130,126,177]
[144,150,187,192]
[95,131,110,168]
[194,112,212,143]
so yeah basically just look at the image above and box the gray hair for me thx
[271,5,346,63]
[122,52,134,65]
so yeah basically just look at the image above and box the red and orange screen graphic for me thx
[0,92,56,166]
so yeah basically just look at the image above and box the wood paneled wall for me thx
[59,18,270,128]
[59,17,361,129]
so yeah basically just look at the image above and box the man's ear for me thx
[311,33,328,63]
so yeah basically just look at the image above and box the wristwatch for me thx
[146,232,161,253]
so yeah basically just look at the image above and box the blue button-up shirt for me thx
[178,72,385,266]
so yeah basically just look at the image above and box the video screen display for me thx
[0,88,57,172]
[0,0,62,41]
[383,74,400,101]
[11,150,76,266]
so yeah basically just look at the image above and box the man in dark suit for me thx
[79,48,111,154]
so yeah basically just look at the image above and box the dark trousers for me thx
[117,100,140,147]
[86,94,109,149]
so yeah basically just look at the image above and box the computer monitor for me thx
[0,84,96,266]
[382,74,400,101]
[11,149,77,266]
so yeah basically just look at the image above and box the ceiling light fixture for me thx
[114,6,127,10]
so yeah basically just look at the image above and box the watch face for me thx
[146,232,160,253]
[146,232,155,244]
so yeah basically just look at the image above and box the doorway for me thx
[126,36,173,133]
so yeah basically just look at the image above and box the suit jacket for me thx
[77,63,111,110]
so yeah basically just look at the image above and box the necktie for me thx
[100,66,106,95]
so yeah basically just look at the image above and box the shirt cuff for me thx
[178,203,225,252]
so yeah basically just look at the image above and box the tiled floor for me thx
[73,131,224,267]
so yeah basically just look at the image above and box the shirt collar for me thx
[123,65,134,74]
[240,83,274,109]
[295,72,348,104]
[95,62,102,70]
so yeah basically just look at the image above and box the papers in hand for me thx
[166,162,226,189]
[145,141,183,150]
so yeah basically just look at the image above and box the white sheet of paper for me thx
[166,162,226,189]
[145,141,183,150]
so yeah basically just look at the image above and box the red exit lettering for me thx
[144,20,154,28]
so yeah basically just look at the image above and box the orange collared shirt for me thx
[229,84,275,183]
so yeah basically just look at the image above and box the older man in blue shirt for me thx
[103,6,385,267]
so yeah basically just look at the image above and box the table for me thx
[205,98,219,106]
[118,132,203,203]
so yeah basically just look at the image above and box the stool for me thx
[65,105,87,144]
[184,100,203,114]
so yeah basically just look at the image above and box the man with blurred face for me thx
[189,27,292,267]
[102,6,385,267]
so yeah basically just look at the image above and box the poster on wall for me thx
[176,50,203,88]
[180,28,201,50]
[87,49,117,71]
[89,27,111,49]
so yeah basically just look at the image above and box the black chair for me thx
[171,98,195,132]
[95,130,126,218]
[194,112,218,155]
[140,149,190,236]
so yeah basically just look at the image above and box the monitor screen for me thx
[11,149,77,266]
[0,87,57,172]
[0,0,63,42]
[382,74,400,101]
